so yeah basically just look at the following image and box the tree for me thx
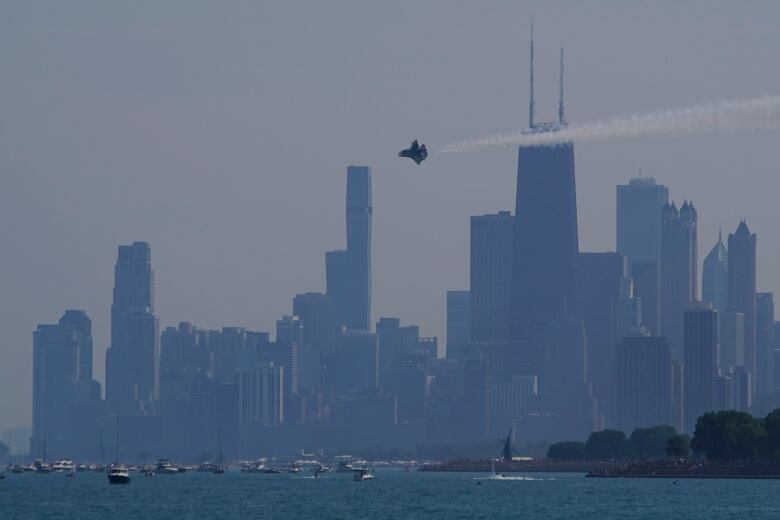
[665,434,690,458]
[585,430,634,460]
[631,425,677,459]
[763,409,780,463]
[547,441,586,461]
[691,410,766,462]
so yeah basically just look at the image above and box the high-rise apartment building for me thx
[470,211,513,379]
[105,242,159,411]
[683,304,719,433]
[615,334,672,434]
[575,252,635,420]
[32,311,98,458]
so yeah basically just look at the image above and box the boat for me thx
[9,465,23,474]
[353,468,374,481]
[155,459,180,474]
[107,465,130,484]
[240,461,265,473]
[487,460,508,480]
[52,460,76,472]
[336,461,355,473]
[32,459,51,474]
[312,464,327,478]
[288,464,302,474]
[213,429,226,474]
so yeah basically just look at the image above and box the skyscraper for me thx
[509,39,578,382]
[702,232,728,312]
[756,292,774,403]
[292,292,336,354]
[470,211,513,378]
[728,221,757,394]
[446,290,471,360]
[616,176,668,335]
[105,242,159,412]
[58,309,94,384]
[376,317,420,381]
[32,312,97,458]
[616,176,669,265]
[719,310,745,372]
[237,362,284,427]
[661,201,698,359]
[631,260,661,336]
[615,333,672,434]
[683,304,719,434]
[326,166,372,331]
[575,252,635,421]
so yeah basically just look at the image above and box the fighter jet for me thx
[398,140,428,165]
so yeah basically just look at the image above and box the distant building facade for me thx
[683,304,719,433]
[446,290,471,361]
[470,211,513,379]
[615,334,672,434]
[756,292,775,404]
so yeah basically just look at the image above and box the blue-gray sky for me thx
[2,1,779,432]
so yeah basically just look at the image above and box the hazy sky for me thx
[2,1,780,432]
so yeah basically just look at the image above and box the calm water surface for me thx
[2,469,780,519]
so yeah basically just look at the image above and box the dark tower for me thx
[509,34,578,380]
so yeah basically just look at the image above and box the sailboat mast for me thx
[115,415,119,464]
[99,429,106,465]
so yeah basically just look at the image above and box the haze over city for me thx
[3,0,780,444]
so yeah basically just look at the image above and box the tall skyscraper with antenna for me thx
[509,32,593,434]
[509,30,582,407]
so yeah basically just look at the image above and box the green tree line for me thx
[547,408,780,463]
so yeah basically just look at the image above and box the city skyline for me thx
[4,2,780,436]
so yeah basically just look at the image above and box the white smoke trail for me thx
[433,95,780,153]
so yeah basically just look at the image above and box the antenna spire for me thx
[529,21,535,128]
[558,47,566,126]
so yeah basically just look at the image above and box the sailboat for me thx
[34,438,51,473]
[213,429,225,474]
[93,430,107,473]
[107,416,130,484]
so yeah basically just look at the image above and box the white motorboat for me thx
[107,465,130,484]
[52,460,76,472]
[353,468,374,481]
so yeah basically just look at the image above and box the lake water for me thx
[2,469,780,519]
